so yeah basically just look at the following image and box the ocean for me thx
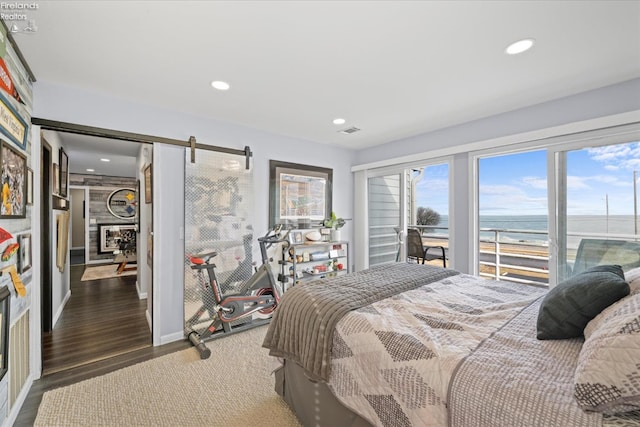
[433,215,639,249]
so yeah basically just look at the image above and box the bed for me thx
[263,263,640,427]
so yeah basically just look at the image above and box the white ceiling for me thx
[42,132,145,177]
[6,1,640,176]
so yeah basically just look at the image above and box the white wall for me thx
[32,81,356,345]
[353,78,640,167]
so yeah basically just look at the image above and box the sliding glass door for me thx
[366,161,451,268]
[368,172,404,266]
[552,139,640,281]
[477,150,549,285]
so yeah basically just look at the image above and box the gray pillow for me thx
[537,265,630,340]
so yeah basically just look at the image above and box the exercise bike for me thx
[185,225,289,359]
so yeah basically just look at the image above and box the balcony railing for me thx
[409,225,640,286]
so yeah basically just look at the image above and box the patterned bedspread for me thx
[263,263,459,381]
[449,298,640,427]
[327,273,546,427]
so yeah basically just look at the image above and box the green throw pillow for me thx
[537,265,630,340]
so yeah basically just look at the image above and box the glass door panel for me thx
[555,140,640,281]
[478,150,549,285]
[410,164,450,263]
[368,173,403,266]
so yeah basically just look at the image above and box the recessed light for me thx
[333,118,346,125]
[86,168,95,172]
[100,158,110,162]
[505,38,535,55]
[211,80,230,91]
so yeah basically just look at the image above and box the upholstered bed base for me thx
[275,359,371,427]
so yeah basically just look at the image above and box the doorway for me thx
[69,188,86,265]
[39,128,154,375]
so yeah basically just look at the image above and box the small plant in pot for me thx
[323,212,345,241]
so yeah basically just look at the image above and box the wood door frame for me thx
[40,137,52,333]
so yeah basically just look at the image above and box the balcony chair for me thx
[572,238,640,275]
[406,228,447,268]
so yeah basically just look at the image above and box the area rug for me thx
[34,326,301,426]
[80,264,137,281]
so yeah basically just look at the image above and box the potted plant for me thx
[323,211,346,241]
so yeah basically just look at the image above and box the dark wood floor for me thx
[14,264,190,426]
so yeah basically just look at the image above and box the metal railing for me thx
[420,226,640,286]
[371,224,640,286]
[414,225,551,286]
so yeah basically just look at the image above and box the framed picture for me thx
[26,168,33,205]
[0,285,9,383]
[98,223,137,254]
[289,231,303,244]
[136,179,140,233]
[52,163,60,195]
[59,147,69,198]
[0,139,26,218]
[17,233,31,273]
[0,91,27,150]
[269,160,332,228]
[144,164,152,203]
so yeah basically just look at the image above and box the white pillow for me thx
[624,266,640,294]
[574,292,640,414]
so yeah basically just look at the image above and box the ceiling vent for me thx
[338,126,361,135]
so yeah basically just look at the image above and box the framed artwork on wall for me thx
[17,233,31,273]
[26,168,33,205]
[52,163,60,195]
[144,164,152,203]
[59,147,69,198]
[0,285,10,382]
[269,160,332,228]
[0,139,26,218]
[98,223,137,254]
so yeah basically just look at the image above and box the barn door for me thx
[183,150,254,338]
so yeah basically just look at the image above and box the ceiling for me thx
[6,1,640,176]
[41,131,145,177]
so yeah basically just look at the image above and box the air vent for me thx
[338,126,361,135]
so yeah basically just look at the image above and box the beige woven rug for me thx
[80,264,137,281]
[35,326,301,426]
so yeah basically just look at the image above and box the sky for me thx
[415,140,640,217]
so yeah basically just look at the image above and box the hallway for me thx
[42,264,150,375]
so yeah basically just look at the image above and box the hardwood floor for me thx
[14,264,190,426]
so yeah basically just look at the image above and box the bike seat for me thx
[189,251,218,265]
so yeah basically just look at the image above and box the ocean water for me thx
[432,215,639,248]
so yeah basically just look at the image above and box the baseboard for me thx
[136,280,147,300]
[159,331,184,345]
[52,290,71,329]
